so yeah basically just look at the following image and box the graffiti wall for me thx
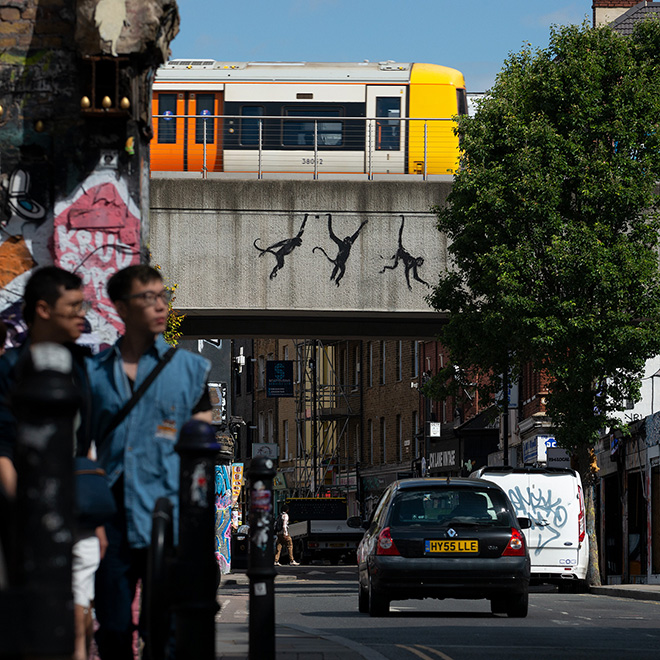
[0,1,179,349]
[215,463,233,574]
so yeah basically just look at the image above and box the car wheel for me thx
[506,591,529,618]
[367,573,389,617]
[358,580,369,613]
[490,598,507,615]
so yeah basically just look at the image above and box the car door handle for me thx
[535,519,550,527]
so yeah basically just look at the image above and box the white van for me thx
[470,466,588,590]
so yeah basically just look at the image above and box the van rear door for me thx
[475,468,586,580]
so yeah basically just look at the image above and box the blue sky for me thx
[171,1,589,91]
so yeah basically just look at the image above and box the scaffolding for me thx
[291,339,361,496]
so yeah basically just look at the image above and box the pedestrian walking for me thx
[87,264,212,660]
[0,266,105,660]
[274,504,299,566]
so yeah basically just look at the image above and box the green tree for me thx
[426,21,660,585]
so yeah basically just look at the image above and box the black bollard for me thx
[10,343,80,657]
[247,456,277,660]
[174,419,223,659]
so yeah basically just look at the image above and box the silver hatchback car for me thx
[348,478,531,617]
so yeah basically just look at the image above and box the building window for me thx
[268,410,274,443]
[195,94,215,144]
[380,341,386,385]
[235,370,242,397]
[396,341,402,381]
[283,345,289,361]
[158,94,177,144]
[258,411,265,442]
[258,356,265,390]
[353,344,360,388]
[368,419,374,464]
[380,417,386,463]
[367,342,373,388]
[412,410,419,457]
[247,357,254,393]
[397,414,402,462]
[283,420,289,460]
[411,340,419,378]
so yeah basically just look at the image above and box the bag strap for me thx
[99,347,177,444]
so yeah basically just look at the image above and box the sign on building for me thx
[252,442,279,459]
[266,360,294,397]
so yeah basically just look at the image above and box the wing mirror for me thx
[517,516,531,529]
[347,516,369,530]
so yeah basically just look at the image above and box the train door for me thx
[365,86,406,174]
[186,92,224,174]
[152,92,186,171]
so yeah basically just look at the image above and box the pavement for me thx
[215,569,660,659]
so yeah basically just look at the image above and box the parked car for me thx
[470,466,588,591]
[348,478,531,617]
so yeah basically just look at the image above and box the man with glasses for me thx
[87,264,212,659]
[0,266,102,660]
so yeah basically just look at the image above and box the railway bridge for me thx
[149,174,453,338]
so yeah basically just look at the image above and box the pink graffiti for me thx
[53,182,140,331]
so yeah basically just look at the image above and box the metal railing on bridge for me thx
[151,115,458,181]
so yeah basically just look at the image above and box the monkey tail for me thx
[313,246,333,263]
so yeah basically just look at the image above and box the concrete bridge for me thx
[149,176,453,338]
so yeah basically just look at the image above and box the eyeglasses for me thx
[123,289,174,307]
[55,300,93,317]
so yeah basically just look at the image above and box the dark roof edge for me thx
[610,1,660,29]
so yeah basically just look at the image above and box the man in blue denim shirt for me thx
[88,265,211,659]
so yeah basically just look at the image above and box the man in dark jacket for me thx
[0,266,103,660]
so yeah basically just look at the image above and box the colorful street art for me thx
[0,153,141,349]
[215,463,232,574]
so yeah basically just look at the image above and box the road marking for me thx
[395,644,454,660]
[415,644,455,659]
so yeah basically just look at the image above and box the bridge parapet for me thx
[149,178,452,337]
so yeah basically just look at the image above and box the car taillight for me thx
[578,485,586,543]
[376,527,400,556]
[502,528,526,557]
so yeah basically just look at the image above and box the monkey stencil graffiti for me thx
[380,215,429,290]
[313,213,368,287]
[253,214,311,279]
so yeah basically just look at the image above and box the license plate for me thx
[425,539,479,554]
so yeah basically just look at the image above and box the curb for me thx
[589,586,660,602]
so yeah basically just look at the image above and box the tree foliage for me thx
[427,21,660,473]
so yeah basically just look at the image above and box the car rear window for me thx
[390,487,512,526]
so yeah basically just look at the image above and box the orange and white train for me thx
[151,60,467,176]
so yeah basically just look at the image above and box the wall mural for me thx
[380,215,430,290]
[0,152,141,350]
[253,213,311,280]
[251,212,430,290]
[215,463,233,574]
[313,213,368,287]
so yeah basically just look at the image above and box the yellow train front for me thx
[151,60,467,176]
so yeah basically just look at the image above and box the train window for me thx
[158,94,177,144]
[283,107,343,147]
[195,94,215,144]
[375,98,400,151]
[240,106,264,146]
[457,89,468,116]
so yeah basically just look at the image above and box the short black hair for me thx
[282,504,289,513]
[107,265,162,303]
[23,267,83,325]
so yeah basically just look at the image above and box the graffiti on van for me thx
[506,486,569,554]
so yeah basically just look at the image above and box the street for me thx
[218,566,660,660]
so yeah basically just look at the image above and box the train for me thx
[151,60,467,176]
